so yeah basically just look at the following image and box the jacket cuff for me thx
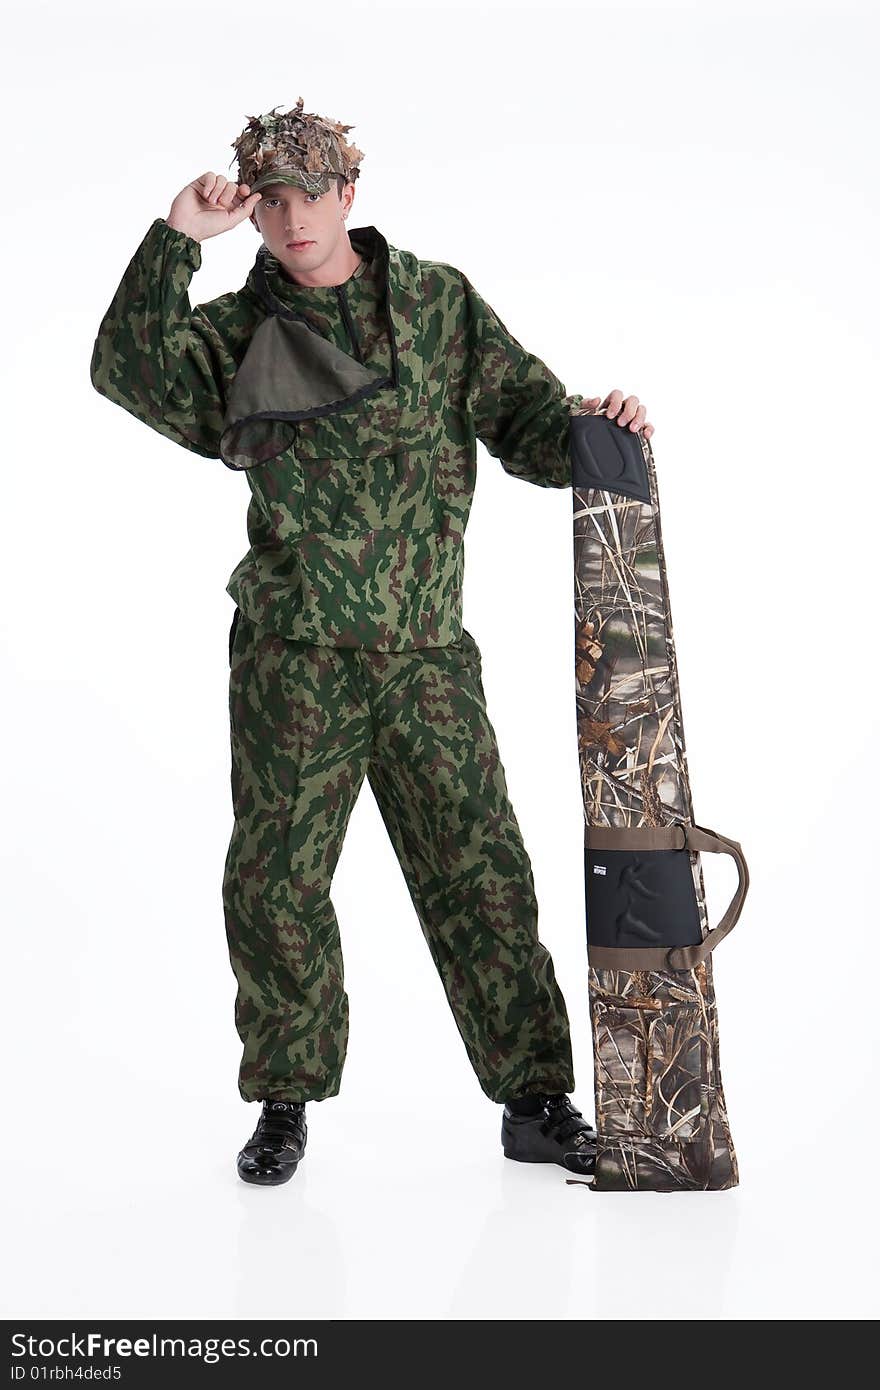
[152,216,203,271]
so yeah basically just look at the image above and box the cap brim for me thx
[249,169,332,195]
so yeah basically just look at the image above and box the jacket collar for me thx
[249,225,388,316]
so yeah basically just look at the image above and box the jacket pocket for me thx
[297,447,441,538]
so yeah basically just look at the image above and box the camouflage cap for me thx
[229,98,365,196]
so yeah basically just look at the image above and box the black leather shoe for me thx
[236,1099,307,1186]
[502,1093,597,1177]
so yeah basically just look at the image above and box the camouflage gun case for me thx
[570,410,748,1191]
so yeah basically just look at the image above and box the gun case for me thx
[570,409,748,1191]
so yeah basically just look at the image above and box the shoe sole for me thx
[503,1147,596,1177]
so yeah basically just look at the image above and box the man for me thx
[90,99,654,1186]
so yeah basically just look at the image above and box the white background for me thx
[3,0,878,1322]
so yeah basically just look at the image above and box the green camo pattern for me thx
[223,608,576,1102]
[90,217,585,649]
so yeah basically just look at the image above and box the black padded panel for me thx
[584,847,702,950]
[570,412,650,503]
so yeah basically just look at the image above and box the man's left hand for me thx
[580,389,654,441]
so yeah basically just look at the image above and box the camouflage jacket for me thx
[90,217,585,648]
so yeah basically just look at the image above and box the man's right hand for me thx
[165,173,262,243]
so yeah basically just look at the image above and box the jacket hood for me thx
[221,226,408,470]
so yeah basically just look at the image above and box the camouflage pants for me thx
[222,609,575,1104]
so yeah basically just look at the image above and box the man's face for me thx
[250,180,355,278]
